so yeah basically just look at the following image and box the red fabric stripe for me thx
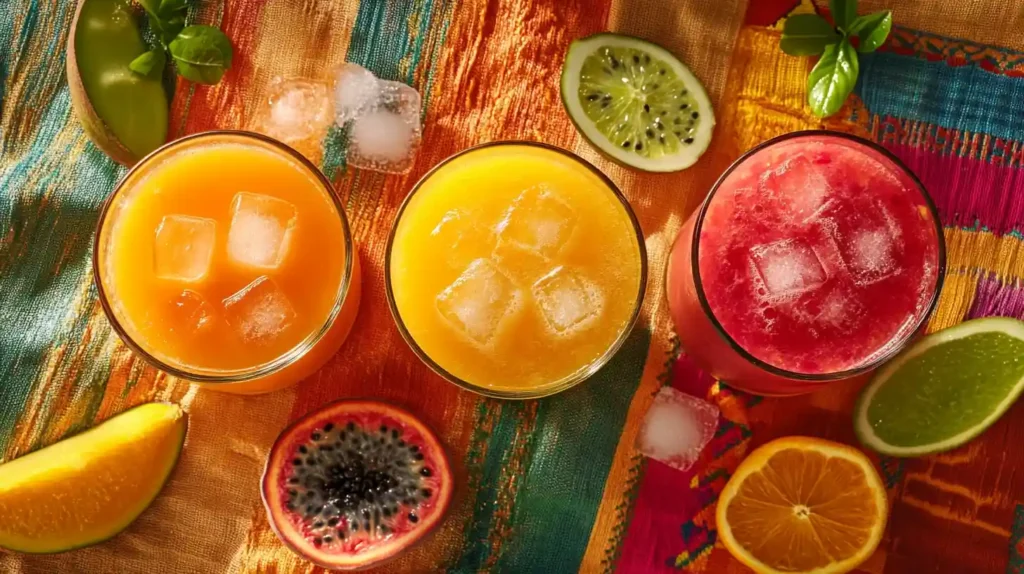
[615,356,720,573]
[744,0,802,27]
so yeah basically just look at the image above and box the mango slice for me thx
[0,403,187,553]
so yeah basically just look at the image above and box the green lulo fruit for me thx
[67,0,169,165]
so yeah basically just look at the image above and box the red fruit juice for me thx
[666,132,943,395]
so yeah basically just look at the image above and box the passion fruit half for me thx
[261,400,453,570]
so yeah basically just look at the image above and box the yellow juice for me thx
[95,132,361,394]
[388,143,645,396]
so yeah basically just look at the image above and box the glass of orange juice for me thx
[94,131,362,394]
[386,141,647,399]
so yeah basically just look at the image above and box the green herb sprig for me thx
[129,0,233,85]
[780,0,892,117]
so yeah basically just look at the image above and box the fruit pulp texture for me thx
[667,135,939,394]
[263,402,452,569]
[390,145,643,393]
[721,440,885,572]
[102,137,357,393]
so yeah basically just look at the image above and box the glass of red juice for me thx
[666,131,945,395]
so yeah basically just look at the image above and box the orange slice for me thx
[716,436,887,574]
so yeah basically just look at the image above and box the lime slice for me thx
[560,33,715,172]
[854,317,1024,457]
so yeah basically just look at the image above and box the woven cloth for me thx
[2,0,1024,572]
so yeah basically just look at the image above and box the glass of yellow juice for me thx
[94,131,362,394]
[386,141,647,399]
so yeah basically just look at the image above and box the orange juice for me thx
[95,132,361,394]
[387,142,646,398]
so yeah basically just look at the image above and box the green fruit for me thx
[854,317,1024,457]
[560,33,714,172]
[67,0,169,165]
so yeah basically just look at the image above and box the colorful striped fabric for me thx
[1,0,1023,572]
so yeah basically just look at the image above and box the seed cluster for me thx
[284,421,434,546]
[578,46,701,159]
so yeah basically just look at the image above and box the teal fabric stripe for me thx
[1009,504,1024,573]
[344,0,423,82]
[0,94,122,446]
[495,328,651,572]
[453,399,530,572]
[857,50,1024,142]
[0,0,124,449]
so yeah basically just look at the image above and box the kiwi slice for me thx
[561,33,715,172]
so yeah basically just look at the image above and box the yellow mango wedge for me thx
[0,402,187,553]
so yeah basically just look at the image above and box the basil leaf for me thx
[781,14,840,56]
[158,0,189,16]
[829,0,858,31]
[129,48,167,78]
[147,12,185,47]
[136,0,160,18]
[807,38,859,117]
[169,25,234,85]
[849,10,892,52]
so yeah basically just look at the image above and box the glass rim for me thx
[384,140,649,400]
[92,130,356,384]
[689,129,947,382]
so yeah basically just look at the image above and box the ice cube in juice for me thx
[387,143,646,397]
[666,132,943,395]
[95,132,361,394]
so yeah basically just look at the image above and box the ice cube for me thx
[346,83,422,175]
[429,209,496,269]
[153,215,217,282]
[227,192,297,269]
[251,77,334,161]
[531,266,604,335]
[378,79,422,116]
[763,156,834,222]
[846,228,898,284]
[333,63,380,125]
[169,289,215,334]
[436,258,522,347]
[222,276,297,344]
[749,238,827,300]
[816,201,902,286]
[496,185,577,258]
[792,288,866,331]
[492,240,555,287]
[636,386,719,472]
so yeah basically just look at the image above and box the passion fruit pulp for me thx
[262,400,453,570]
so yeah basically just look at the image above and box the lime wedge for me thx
[854,317,1024,457]
[560,33,714,172]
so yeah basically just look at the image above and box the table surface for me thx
[3,0,1024,572]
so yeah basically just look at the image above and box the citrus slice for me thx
[716,437,887,574]
[0,402,187,553]
[855,316,1024,457]
[560,33,714,172]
